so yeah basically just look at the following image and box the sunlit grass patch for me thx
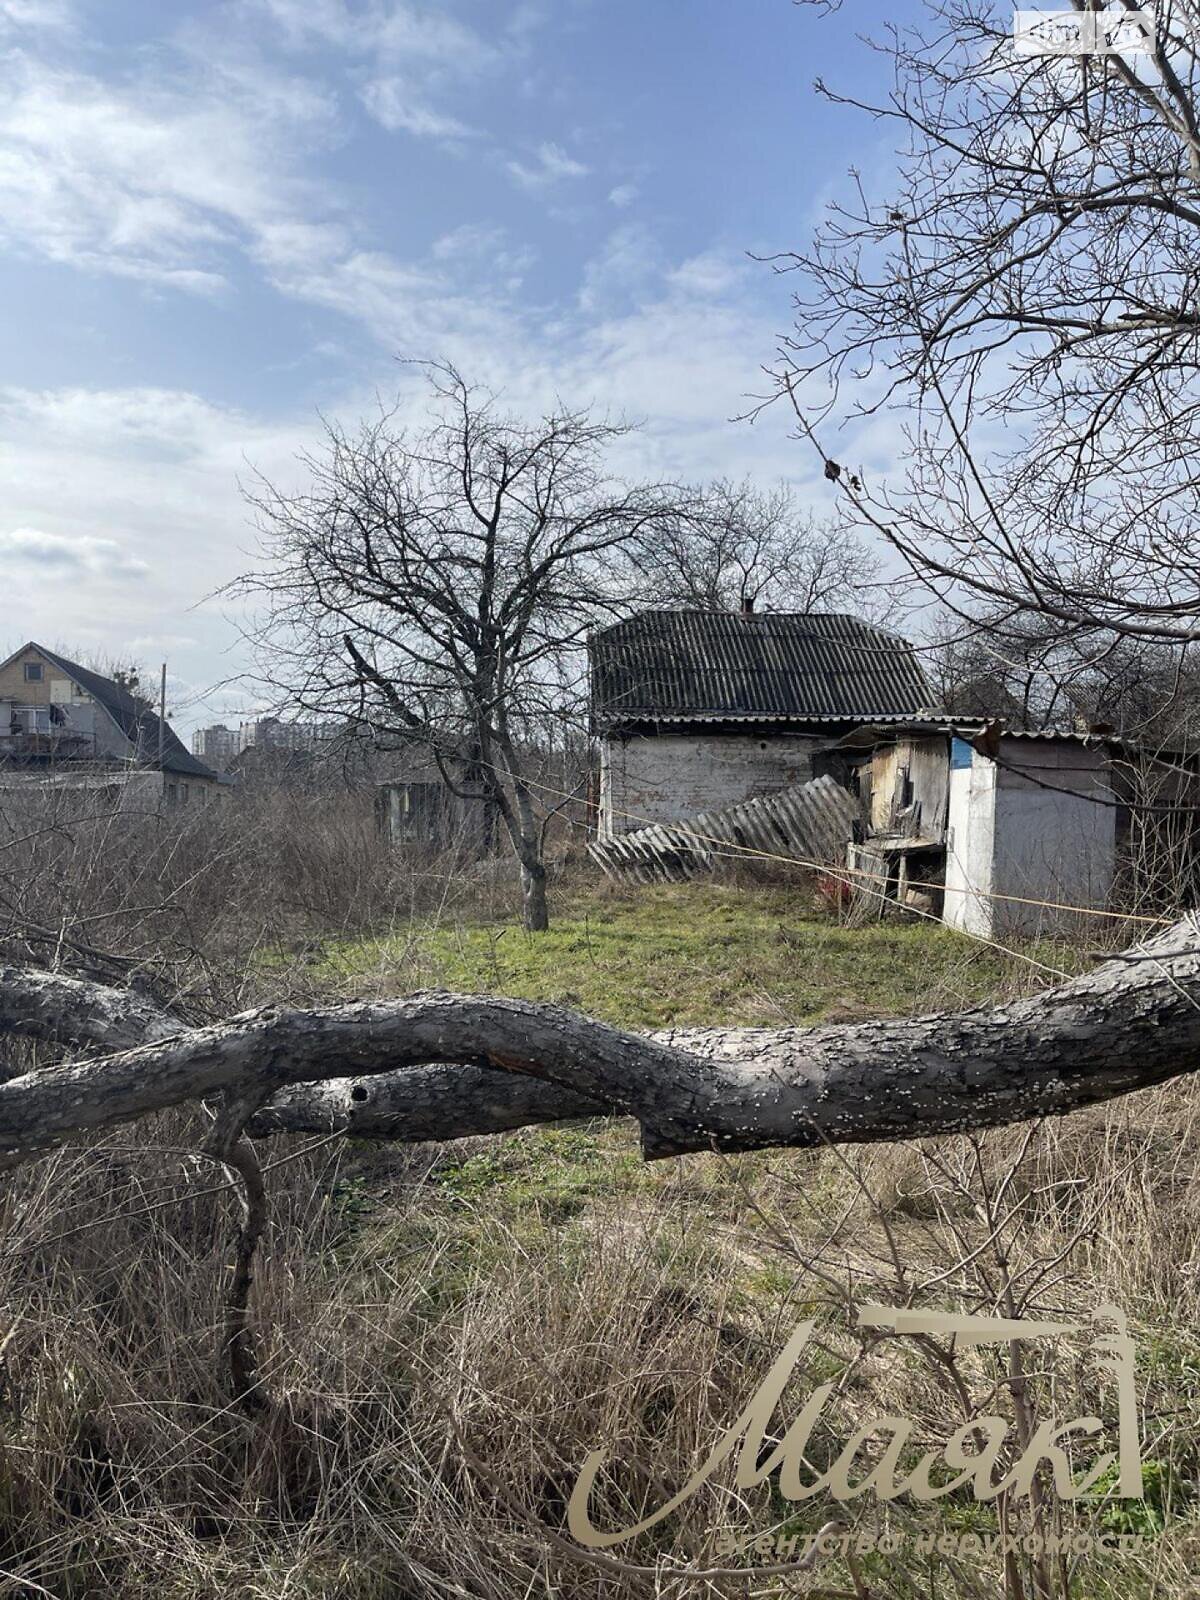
[308,878,1072,1028]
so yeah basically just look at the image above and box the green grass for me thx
[430,1123,649,1222]
[303,878,1062,1029]
[287,876,1090,1308]
[291,873,1096,1347]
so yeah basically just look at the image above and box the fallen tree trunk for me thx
[250,1066,608,1140]
[0,962,609,1140]
[0,916,1198,1164]
[0,963,181,1054]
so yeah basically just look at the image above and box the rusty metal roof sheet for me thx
[589,611,935,729]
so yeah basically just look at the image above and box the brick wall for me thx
[599,731,818,837]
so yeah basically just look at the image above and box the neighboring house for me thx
[375,743,497,855]
[0,642,220,808]
[589,610,938,839]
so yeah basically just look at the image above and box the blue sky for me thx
[0,0,903,731]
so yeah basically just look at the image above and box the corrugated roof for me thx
[590,611,936,727]
[832,719,1199,759]
[27,644,218,779]
[589,773,858,883]
[642,710,959,727]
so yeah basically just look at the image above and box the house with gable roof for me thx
[0,642,220,808]
[588,609,939,840]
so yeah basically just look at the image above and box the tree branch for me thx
[0,963,181,1054]
[200,1084,273,1411]
[1,917,1199,1165]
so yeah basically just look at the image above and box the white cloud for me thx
[255,0,495,137]
[0,31,519,337]
[0,10,574,353]
[667,250,744,298]
[506,140,590,191]
[259,243,528,360]
[369,3,493,69]
[0,0,74,33]
[429,222,533,288]
[128,633,199,653]
[256,0,491,68]
[0,54,335,290]
[577,223,658,315]
[430,222,502,260]
[0,2,888,732]
[0,35,534,354]
[359,76,476,139]
[0,384,316,722]
[0,232,867,733]
[0,527,149,579]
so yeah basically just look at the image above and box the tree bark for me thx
[200,1083,272,1410]
[492,727,551,933]
[520,858,550,934]
[249,1063,605,1140]
[0,963,181,1054]
[0,916,1197,1165]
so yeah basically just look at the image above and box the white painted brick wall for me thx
[599,732,818,837]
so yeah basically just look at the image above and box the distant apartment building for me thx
[191,716,328,765]
[236,716,327,753]
[191,723,239,767]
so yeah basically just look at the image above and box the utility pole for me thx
[159,662,166,777]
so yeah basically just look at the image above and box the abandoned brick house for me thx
[0,642,220,807]
[375,742,497,853]
[588,610,936,840]
[588,611,1200,934]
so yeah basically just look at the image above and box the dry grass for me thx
[0,1091,1197,1595]
[0,841,1197,1598]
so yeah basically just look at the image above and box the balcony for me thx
[0,711,95,763]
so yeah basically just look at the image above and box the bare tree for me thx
[930,612,1060,723]
[633,478,876,614]
[777,0,1200,681]
[930,609,1200,741]
[235,364,671,931]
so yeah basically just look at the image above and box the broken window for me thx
[402,782,440,819]
[23,662,42,683]
[379,780,448,844]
